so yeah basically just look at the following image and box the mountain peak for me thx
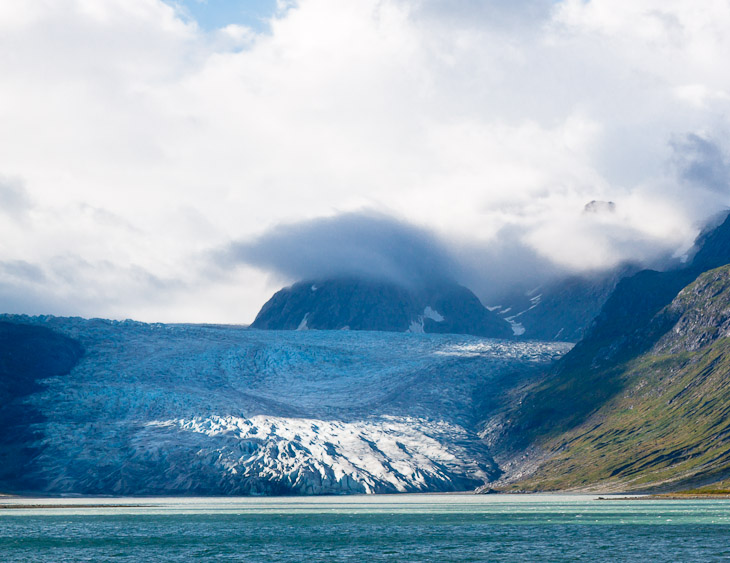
[251,277,513,339]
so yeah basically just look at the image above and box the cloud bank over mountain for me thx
[223,211,462,289]
[1,0,730,321]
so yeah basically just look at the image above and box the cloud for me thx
[222,211,461,289]
[1,0,730,322]
[672,134,730,194]
[0,260,46,284]
[0,254,190,319]
[406,0,554,29]
[0,176,33,218]
[219,207,683,304]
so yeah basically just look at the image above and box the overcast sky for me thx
[2,0,730,323]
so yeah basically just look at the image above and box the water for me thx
[2,494,730,562]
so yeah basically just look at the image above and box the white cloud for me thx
[1,0,730,322]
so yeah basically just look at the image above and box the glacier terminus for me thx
[2,316,571,495]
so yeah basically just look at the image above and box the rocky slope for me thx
[252,278,513,339]
[0,315,568,495]
[489,210,730,343]
[484,213,730,491]
[490,265,637,342]
[502,213,730,446]
[499,265,730,492]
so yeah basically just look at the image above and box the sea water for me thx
[2,494,730,562]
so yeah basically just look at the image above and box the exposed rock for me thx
[583,200,616,214]
[491,264,638,342]
[252,278,513,339]
[486,211,730,492]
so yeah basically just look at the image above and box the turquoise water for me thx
[2,494,730,561]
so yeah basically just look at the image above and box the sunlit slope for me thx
[0,316,568,495]
[510,265,730,491]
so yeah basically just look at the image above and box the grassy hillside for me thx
[505,265,730,492]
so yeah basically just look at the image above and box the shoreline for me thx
[601,493,730,500]
[3,490,730,509]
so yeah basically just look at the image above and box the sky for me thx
[1,0,730,323]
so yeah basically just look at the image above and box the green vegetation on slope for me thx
[505,268,695,449]
[507,265,730,492]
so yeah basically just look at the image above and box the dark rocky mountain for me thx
[490,265,638,342]
[485,211,730,492]
[252,278,514,339]
[487,205,730,344]
[0,321,83,491]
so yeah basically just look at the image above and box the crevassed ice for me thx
[23,319,570,495]
[143,414,490,494]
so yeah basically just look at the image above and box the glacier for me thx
[7,316,571,495]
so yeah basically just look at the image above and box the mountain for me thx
[0,321,83,491]
[6,212,730,496]
[489,265,637,342]
[0,315,568,496]
[499,265,730,492]
[486,212,730,492]
[252,278,513,339]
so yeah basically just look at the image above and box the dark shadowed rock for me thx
[252,278,513,339]
[0,319,83,491]
[491,265,638,342]
[583,200,616,214]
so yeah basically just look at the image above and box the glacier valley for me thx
[4,316,571,495]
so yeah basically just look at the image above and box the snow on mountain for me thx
[9,316,570,495]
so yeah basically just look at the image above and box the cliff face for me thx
[252,278,513,339]
[654,266,730,354]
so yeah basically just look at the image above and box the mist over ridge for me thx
[221,204,714,309]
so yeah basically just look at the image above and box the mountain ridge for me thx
[252,278,514,339]
[485,211,730,492]
[504,265,730,492]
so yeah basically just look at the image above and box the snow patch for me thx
[504,313,526,336]
[423,306,444,322]
[526,286,542,297]
[408,307,444,333]
[407,319,424,333]
[507,319,526,336]
[297,313,310,330]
